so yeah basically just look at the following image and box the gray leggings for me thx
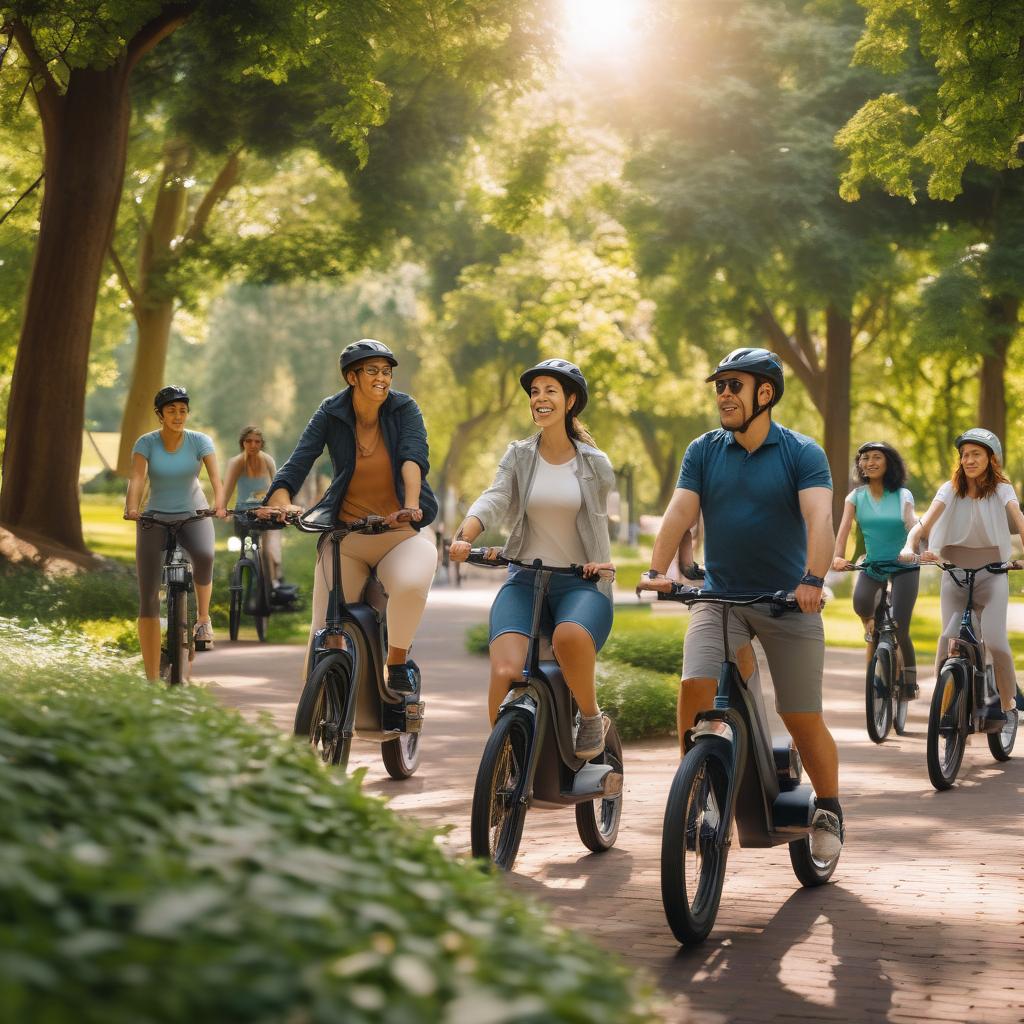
[136,515,215,617]
[852,569,919,681]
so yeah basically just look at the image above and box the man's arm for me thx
[639,488,701,591]
[797,486,833,613]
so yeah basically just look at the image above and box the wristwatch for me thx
[645,569,665,580]
[800,572,825,588]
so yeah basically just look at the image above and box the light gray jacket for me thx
[465,434,615,598]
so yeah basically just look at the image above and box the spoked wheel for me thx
[381,731,421,779]
[162,587,189,686]
[470,708,533,871]
[927,663,968,790]
[228,581,243,641]
[576,718,624,853]
[893,657,910,736]
[661,737,731,945]
[293,652,353,768]
[789,829,840,887]
[865,644,893,743]
[987,707,1017,761]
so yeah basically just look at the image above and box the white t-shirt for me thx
[930,481,1019,561]
[519,456,587,567]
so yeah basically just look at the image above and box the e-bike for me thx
[926,561,1019,790]
[467,552,624,871]
[289,511,425,778]
[227,510,290,642]
[654,583,838,945]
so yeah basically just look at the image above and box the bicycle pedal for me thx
[405,700,426,733]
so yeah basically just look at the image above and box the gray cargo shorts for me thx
[681,601,825,714]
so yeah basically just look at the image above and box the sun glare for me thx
[561,0,641,62]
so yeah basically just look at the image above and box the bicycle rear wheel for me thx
[661,737,731,945]
[789,832,840,887]
[470,708,533,871]
[381,732,421,779]
[987,708,1017,761]
[865,644,893,743]
[293,653,353,769]
[575,718,624,853]
[927,663,968,790]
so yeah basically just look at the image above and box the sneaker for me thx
[575,712,606,760]
[193,621,214,649]
[980,702,1007,733]
[387,663,417,695]
[809,808,844,862]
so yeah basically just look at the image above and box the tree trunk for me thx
[115,142,192,476]
[977,294,1018,448]
[0,66,131,551]
[823,304,852,531]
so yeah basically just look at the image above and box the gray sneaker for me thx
[575,712,606,761]
[809,808,844,862]
[193,621,214,649]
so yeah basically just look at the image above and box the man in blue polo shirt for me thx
[638,347,843,861]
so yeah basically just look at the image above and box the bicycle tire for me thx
[927,663,968,790]
[293,652,353,769]
[893,651,910,736]
[381,732,421,779]
[661,737,731,945]
[987,708,1017,761]
[575,718,624,853]
[470,708,533,871]
[789,832,840,887]
[865,644,893,743]
[165,587,186,687]
[253,562,269,643]
[228,565,244,641]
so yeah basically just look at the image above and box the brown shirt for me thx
[339,439,401,522]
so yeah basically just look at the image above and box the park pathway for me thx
[194,586,1024,1024]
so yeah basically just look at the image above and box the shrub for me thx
[466,622,489,655]
[0,621,655,1024]
[596,663,678,742]
[601,632,683,676]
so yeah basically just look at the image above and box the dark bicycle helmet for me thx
[955,427,1002,463]
[857,441,898,457]
[705,347,784,433]
[519,358,588,416]
[339,339,398,374]
[154,385,190,411]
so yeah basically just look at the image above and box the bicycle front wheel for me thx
[470,708,533,871]
[661,737,732,945]
[927,663,968,790]
[865,644,893,743]
[293,653,353,769]
[163,587,188,686]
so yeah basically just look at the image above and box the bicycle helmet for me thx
[339,339,398,374]
[705,347,784,432]
[519,358,588,416]
[154,385,189,412]
[955,427,1002,463]
[857,441,898,457]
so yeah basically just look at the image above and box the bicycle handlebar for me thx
[933,560,1018,576]
[230,508,288,530]
[650,583,801,611]
[466,548,615,579]
[264,509,416,536]
[137,509,216,530]
[839,559,919,575]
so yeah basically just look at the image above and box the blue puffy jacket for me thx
[267,388,437,529]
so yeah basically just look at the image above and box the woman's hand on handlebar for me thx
[124,508,140,521]
[832,556,855,571]
[448,539,471,562]
[582,561,615,580]
[215,505,229,520]
[255,503,301,521]
[385,507,422,527]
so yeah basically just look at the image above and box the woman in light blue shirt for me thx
[124,386,226,680]
[832,441,920,696]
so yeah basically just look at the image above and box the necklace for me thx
[356,423,381,458]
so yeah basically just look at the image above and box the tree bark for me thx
[977,294,1018,448]
[823,304,852,530]
[0,63,132,550]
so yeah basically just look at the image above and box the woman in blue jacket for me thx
[262,340,438,693]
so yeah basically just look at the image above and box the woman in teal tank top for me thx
[832,441,920,696]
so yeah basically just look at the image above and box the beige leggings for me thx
[308,526,438,654]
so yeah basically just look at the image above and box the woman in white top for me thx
[224,425,282,585]
[449,359,616,759]
[900,429,1024,723]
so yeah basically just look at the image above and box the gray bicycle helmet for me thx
[857,441,898,457]
[705,347,784,432]
[955,427,1002,463]
[339,339,398,374]
[519,358,588,416]
[154,385,190,411]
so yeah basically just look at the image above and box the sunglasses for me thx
[713,378,745,395]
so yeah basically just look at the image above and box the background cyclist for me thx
[448,359,615,760]
[832,441,920,697]
[900,429,1024,727]
[223,425,282,587]
[260,340,438,694]
[637,347,844,860]
[124,385,227,679]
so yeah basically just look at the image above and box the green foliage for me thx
[596,662,677,742]
[840,1,1024,200]
[0,621,655,1023]
[602,630,682,677]
[0,567,137,623]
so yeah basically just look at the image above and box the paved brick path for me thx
[194,586,1024,1023]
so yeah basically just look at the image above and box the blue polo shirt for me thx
[677,423,831,592]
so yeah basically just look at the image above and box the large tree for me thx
[0,0,548,552]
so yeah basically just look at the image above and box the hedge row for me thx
[0,621,655,1023]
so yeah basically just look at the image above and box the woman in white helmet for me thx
[900,429,1024,726]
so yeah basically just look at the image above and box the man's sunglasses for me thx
[713,378,745,395]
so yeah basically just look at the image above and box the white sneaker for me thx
[809,808,844,862]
